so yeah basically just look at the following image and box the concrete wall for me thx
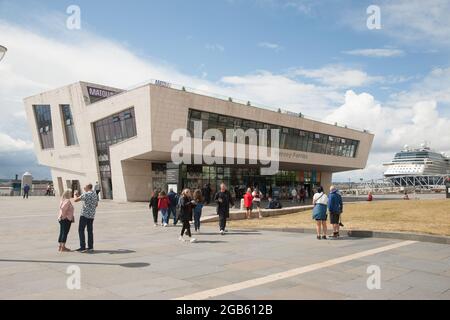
[119,160,152,202]
[320,172,333,194]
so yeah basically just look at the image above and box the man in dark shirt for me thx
[167,188,178,225]
[214,183,234,235]
[23,184,30,199]
[202,184,212,205]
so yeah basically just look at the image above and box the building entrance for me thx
[180,164,321,201]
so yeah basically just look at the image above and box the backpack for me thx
[176,194,182,209]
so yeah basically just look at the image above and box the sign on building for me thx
[87,86,119,103]
[155,80,172,88]
[166,163,180,184]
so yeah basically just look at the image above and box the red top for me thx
[367,194,373,202]
[158,196,170,209]
[244,193,253,208]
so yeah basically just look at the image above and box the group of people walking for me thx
[148,188,204,243]
[148,183,235,242]
[312,186,344,240]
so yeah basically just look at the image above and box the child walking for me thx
[193,189,204,233]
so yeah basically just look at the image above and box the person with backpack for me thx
[149,190,159,227]
[312,186,328,240]
[328,186,343,238]
[158,191,170,227]
[167,188,178,225]
[178,189,196,243]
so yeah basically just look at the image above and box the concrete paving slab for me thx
[0,197,449,300]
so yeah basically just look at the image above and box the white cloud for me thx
[382,0,450,46]
[283,0,316,14]
[205,43,225,52]
[343,48,404,58]
[293,65,384,88]
[390,67,450,107]
[220,71,343,113]
[342,0,450,47]
[327,91,450,181]
[0,133,34,153]
[258,42,283,51]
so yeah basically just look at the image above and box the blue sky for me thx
[0,0,449,181]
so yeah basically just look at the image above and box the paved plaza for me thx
[0,197,449,300]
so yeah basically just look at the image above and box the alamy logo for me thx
[171,121,280,175]
[366,265,381,290]
[66,5,81,30]
[366,5,381,30]
[66,265,81,290]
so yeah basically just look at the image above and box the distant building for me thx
[0,176,52,197]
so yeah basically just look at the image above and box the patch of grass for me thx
[225,200,450,236]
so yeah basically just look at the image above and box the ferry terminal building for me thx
[24,81,374,202]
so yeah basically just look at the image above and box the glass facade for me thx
[60,105,79,146]
[188,109,359,158]
[151,163,169,192]
[93,108,137,199]
[33,105,54,149]
[179,164,321,201]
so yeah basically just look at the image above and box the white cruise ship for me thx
[384,144,450,177]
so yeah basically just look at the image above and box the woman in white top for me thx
[252,188,263,219]
[291,188,298,203]
[312,186,328,240]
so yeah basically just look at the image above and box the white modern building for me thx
[24,80,374,202]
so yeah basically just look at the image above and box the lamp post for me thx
[0,45,7,62]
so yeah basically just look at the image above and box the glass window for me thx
[60,105,79,146]
[187,109,360,158]
[93,107,137,199]
[190,110,201,119]
[33,105,54,149]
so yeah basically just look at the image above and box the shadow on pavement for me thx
[195,240,228,244]
[85,249,136,255]
[196,232,262,236]
[0,259,150,268]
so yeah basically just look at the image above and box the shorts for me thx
[245,206,252,210]
[330,213,340,225]
[253,201,261,208]
[312,204,327,221]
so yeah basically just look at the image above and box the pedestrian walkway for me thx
[0,197,448,300]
